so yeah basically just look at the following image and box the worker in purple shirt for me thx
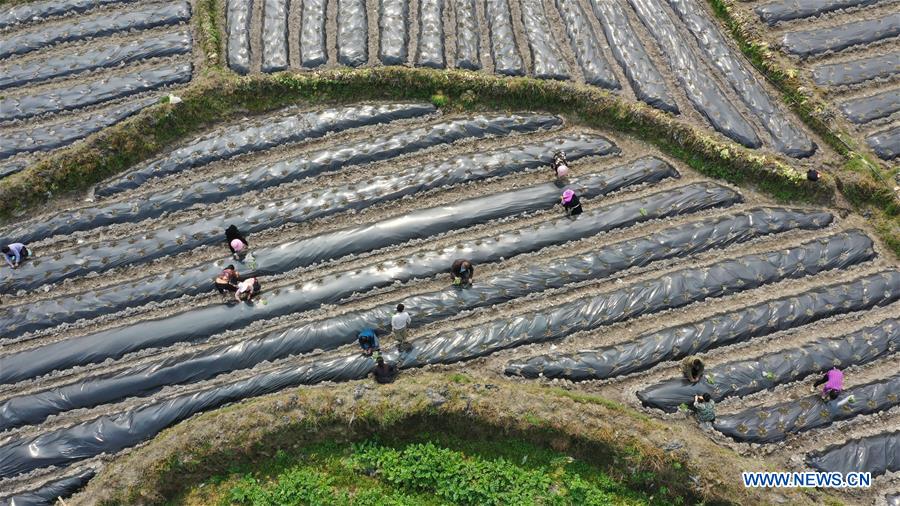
[2,243,30,269]
[812,367,844,401]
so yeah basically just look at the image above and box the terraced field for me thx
[737,0,899,161]
[0,102,895,505]
[0,0,195,179]
[222,0,820,157]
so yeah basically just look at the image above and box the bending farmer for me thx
[2,243,31,269]
[812,367,844,401]
[551,151,569,180]
[226,225,249,260]
[681,356,705,384]
[372,356,398,384]
[358,328,380,356]
[235,277,260,302]
[560,189,582,216]
[450,259,475,287]
[690,393,716,429]
[214,265,240,294]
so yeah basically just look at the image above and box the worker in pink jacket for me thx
[812,367,844,401]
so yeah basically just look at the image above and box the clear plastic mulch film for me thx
[300,0,328,67]
[0,0,190,59]
[782,13,900,58]
[0,113,560,246]
[0,220,878,480]
[261,0,289,72]
[0,29,191,92]
[378,0,409,65]
[507,270,900,382]
[453,0,480,70]
[666,0,814,157]
[715,374,900,443]
[0,206,834,431]
[1,165,718,386]
[626,0,761,148]
[756,0,880,25]
[484,0,524,76]
[0,468,95,506]
[0,0,138,29]
[0,132,611,300]
[518,0,569,80]
[807,430,900,477]
[96,102,436,196]
[0,149,643,341]
[587,0,677,113]
[416,0,445,68]
[0,96,158,163]
[554,0,619,89]
[0,62,192,122]
[637,318,899,413]
[337,0,368,66]
[226,0,252,73]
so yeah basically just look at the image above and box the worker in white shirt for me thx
[391,303,412,351]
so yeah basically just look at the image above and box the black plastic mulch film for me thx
[587,0,677,113]
[868,126,900,161]
[0,469,95,506]
[0,0,190,60]
[485,0,525,76]
[0,161,710,386]
[226,0,252,73]
[714,374,900,444]
[0,207,833,431]
[839,88,900,125]
[0,29,191,92]
[755,0,882,25]
[417,0,445,68]
[782,13,900,58]
[0,139,622,340]
[0,221,877,480]
[626,0,761,148]
[637,318,899,413]
[96,102,436,196]
[0,0,137,30]
[0,62,192,123]
[0,131,601,298]
[807,430,900,477]
[506,271,900,381]
[667,0,814,157]
[811,51,900,87]
[518,0,569,80]
[0,113,557,246]
[554,0,619,89]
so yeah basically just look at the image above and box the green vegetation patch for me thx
[196,435,658,506]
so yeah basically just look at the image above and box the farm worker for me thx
[235,277,260,302]
[450,259,474,287]
[214,264,240,295]
[691,393,716,428]
[2,243,31,269]
[812,367,843,401]
[225,224,249,260]
[560,189,582,216]
[551,151,569,180]
[391,303,412,351]
[358,328,380,356]
[681,356,705,384]
[806,169,820,182]
[372,356,398,384]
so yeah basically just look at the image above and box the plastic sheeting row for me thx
[811,52,900,87]
[507,270,900,381]
[0,62,192,122]
[379,0,409,65]
[0,469,95,506]
[0,138,625,340]
[301,0,328,67]
[868,126,900,161]
[454,0,480,69]
[782,13,900,58]
[0,0,191,60]
[96,102,435,196]
[0,97,157,162]
[554,0,618,89]
[417,0,445,68]
[755,0,886,25]
[485,0,524,76]
[0,0,137,29]
[715,374,900,443]
[839,88,900,125]
[0,29,191,91]
[807,430,900,477]
[0,167,717,386]
[637,318,899,413]
[519,0,569,79]
[0,131,596,294]
[262,0,289,72]
[0,206,834,430]
[627,0,761,148]
[1,113,558,245]
[588,0,677,113]
[338,0,368,66]
[226,0,252,73]
[0,218,879,480]
[667,0,814,157]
